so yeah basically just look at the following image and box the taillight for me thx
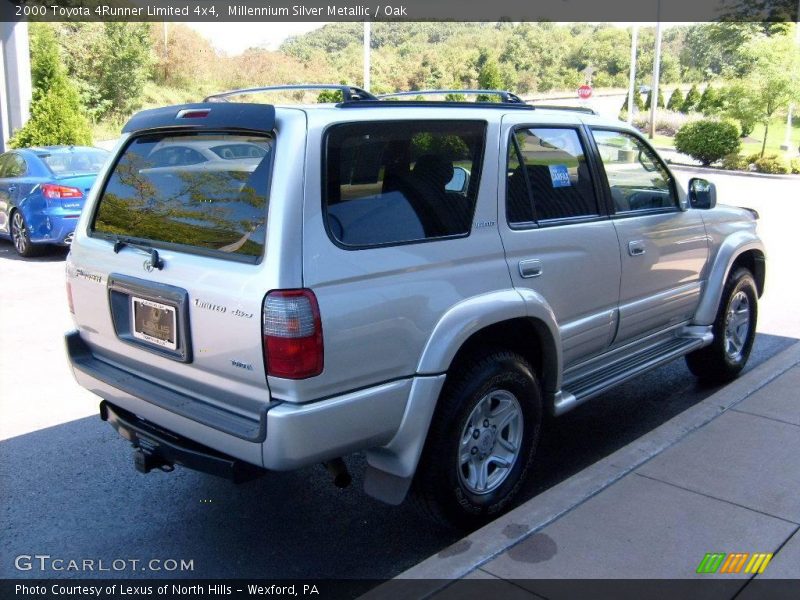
[42,184,83,200]
[262,289,323,379]
[66,281,75,314]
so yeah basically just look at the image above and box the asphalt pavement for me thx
[1,170,798,596]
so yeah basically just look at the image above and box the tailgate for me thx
[66,103,281,438]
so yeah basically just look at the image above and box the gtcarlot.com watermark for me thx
[14,554,194,573]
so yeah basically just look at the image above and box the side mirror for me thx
[446,166,470,193]
[688,178,717,209]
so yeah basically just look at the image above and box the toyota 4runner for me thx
[65,85,766,528]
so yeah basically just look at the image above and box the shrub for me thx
[754,155,790,174]
[745,153,762,164]
[674,119,741,166]
[666,88,684,111]
[9,24,91,147]
[721,153,749,171]
[698,86,722,115]
[682,84,701,112]
[791,158,800,175]
[645,89,664,110]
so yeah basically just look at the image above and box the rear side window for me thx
[324,120,486,247]
[92,132,273,261]
[506,127,598,224]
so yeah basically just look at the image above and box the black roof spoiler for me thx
[121,103,276,134]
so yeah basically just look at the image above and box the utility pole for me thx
[781,8,799,152]
[363,21,371,92]
[627,25,638,125]
[649,20,662,139]
[162,22,169,82]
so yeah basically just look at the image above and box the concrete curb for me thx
[668,162,800,181]
[365,342,800,599]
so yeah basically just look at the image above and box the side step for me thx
[554,333,710,416]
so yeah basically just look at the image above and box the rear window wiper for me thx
[112,238,164,270]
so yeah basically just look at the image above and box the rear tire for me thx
[686,268,757,384]
[411,350,542,530]
[10,210,40,258]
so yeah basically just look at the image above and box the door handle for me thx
[628,241,646,257]
[7,186,16,193]
[519,259,543,278]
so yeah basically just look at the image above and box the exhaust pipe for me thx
[323,458,352,488]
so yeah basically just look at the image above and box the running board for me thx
[554,332,711,416]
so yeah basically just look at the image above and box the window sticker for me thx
[548,164,571,188]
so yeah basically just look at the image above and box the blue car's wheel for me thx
[11,211,39,258]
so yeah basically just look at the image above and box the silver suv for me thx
[65,85,765,528]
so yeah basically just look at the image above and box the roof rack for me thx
[527,104,598,115]
[203,84,377,103]
[377,89,525,104]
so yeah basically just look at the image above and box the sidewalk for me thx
[369,342,800,599]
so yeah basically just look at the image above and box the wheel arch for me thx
[364,290,561,505]
[694,233,766,326]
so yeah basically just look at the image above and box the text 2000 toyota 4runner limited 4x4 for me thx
[66,85,765,528]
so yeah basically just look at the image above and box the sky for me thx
[186,22,327,54]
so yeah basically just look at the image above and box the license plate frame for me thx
[131,296,178,351]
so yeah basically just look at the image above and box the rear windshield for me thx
[92,132,273,261]
[41,149,108,175]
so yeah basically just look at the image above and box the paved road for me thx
[0,171,797,594]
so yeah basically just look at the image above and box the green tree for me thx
[10,24,91,147]
[97,23,154,116]
[477,58,503,102]
[667,88,685,111]
[682,84,701,112]
[738,34,800,157]
[722,83,759,137]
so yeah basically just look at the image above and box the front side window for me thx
[506,127,598,224]
[92,132,273,261]
[324,120,486,247]
[591,129,677,213]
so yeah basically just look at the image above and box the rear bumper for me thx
[66,330,412,472]
[29,212,80,245]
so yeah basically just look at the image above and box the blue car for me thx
[0,146,109,257]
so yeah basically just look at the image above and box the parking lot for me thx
[1,169,798,591]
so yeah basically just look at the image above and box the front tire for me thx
[10,210,39,258]
[686,267,758,383]
[411,350,542,529]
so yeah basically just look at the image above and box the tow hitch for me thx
[100,401,264,484]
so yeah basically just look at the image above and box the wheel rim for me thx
[724,291,750,362]
[11,212,26,254]
[458,389,524,495]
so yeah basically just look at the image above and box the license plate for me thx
[131,297,177,351]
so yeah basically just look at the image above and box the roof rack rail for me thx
[204,84,377,103]
[338,100,535,111]
[527,104,598,115]
[377,89,525,104]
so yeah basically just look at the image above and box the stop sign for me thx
[578,85,593,99]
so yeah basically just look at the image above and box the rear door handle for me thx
[628,241,646,257]
[7,186,16,193]
[519,259,543,278]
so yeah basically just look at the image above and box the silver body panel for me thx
[66,103,765,504]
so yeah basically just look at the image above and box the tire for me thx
[411,350,542,530]
[686,267,758,384]
[10,210,40,258]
